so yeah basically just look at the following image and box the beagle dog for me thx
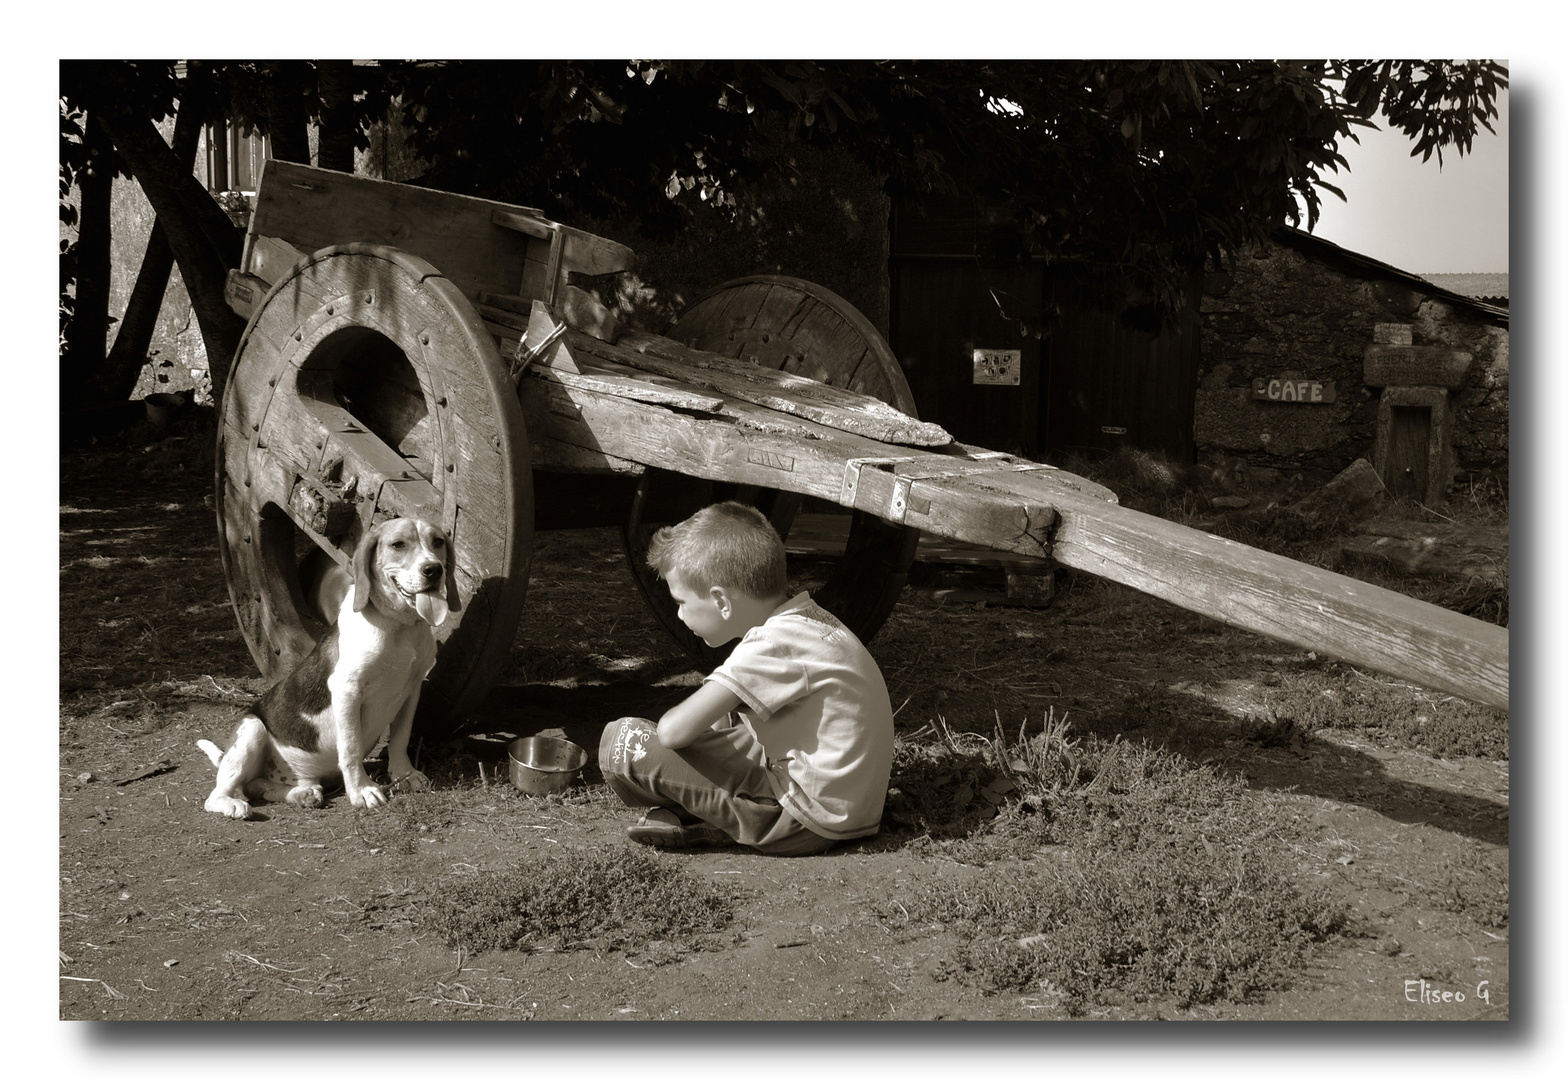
[197,517,456,819]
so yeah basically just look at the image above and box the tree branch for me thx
[94,68,211,405]
[93,105,245,400]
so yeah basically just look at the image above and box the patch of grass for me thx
[891,710,1274,860]
[421,845,739,955]
[1409,575,1509,628]
[1431,849,1509,928]
[1206,507,1346,563]
[1449,471,1509,525]
[1263,667,1508,760]
[912,845,1347,1014]
[883,712,1349,1014]
[347,788,463,856]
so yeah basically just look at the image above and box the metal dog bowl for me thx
[507,736,588,796]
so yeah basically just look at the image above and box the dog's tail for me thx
[196,739,224,768]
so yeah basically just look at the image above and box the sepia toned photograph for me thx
[55,52,1519,1042]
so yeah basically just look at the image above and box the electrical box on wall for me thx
[972,348,1021,385]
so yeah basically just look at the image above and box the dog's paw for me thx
[390,768,431,793]
[287,783,325,809]
[204,794,252,819]
[348,784,389,810]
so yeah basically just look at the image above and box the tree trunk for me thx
[265,61,312,165]
[92,73,210,406]
[61,112,114,410]
[316,60,357,173]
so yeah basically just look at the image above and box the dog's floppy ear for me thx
[350,521,384,613]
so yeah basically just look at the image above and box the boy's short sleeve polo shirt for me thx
[705,593,894,840]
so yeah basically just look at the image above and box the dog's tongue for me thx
[414,591,447,627]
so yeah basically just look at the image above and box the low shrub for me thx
[422,845,738,955]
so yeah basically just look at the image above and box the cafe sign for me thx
[1252,377,1337,404]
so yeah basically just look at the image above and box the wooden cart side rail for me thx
[234,161,633,324]
[518,368,1507,710]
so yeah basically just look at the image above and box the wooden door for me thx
[1042,273,1202,461]
[1386,405,1432,499]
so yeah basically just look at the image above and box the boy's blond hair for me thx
[646,501,787,598]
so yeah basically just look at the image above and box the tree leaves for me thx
[59,59,1508,352]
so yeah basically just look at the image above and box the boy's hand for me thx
[657,681,743,749]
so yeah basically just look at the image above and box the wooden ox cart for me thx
[215,162,1508,734]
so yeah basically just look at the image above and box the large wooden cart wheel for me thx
[625,275,920,666]
[215,243,532,731]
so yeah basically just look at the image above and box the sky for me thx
[1303,81,1510,275]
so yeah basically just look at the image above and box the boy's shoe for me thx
[626,809,732,850]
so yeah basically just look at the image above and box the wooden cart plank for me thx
[523,373,909,502]
[571,328,951,446]
[223,271,272,323]
[247,234,306,287]
[490,207,635,277]
[529,364,728,413]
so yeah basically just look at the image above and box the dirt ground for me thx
[55,430,1510,1028]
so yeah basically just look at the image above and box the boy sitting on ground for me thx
[599,501,895,856]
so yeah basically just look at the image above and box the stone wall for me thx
[1194,236,1508,497]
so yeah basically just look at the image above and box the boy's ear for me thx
[709,585,732,619]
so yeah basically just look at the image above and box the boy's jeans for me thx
[598,716,835,856]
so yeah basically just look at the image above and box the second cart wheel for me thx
[624,275,920,667]
[215,243,532,731]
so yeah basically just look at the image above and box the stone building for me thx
[1195,227,1509,502]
